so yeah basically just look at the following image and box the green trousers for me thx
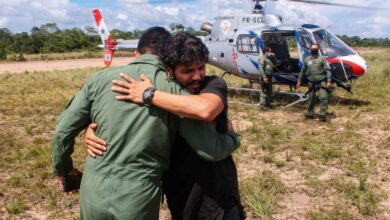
[307,82,331,117]
[260,77,273,107]
[80,172,161,220]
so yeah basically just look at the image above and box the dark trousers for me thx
[260,76,272,107]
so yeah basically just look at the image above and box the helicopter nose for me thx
[336,55,367,76]
[349,55,368,76]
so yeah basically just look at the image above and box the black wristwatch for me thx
[142,87,156,106]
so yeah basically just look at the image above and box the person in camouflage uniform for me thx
[258,47,276,110]
[296,43,332,122]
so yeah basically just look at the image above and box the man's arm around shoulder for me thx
[149,75,225,121]
[178,118,240,161]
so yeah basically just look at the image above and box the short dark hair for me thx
[137,27,171,56]
[160,32,209,70]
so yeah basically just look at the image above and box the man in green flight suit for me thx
[258,47,275,110]
[51,27,240,220]
[296,43,332,122]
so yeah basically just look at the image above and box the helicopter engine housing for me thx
[201,22,213,34]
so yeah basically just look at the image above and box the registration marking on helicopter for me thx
[241,16,265,24]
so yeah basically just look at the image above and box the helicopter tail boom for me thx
[93,9,116,67]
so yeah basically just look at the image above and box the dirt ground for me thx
[0,57,135,74]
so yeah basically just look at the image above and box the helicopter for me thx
[92,0,384,102]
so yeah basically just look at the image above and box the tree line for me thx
[0,23,100,60]
[0,22,389,60]
[338,35,390,48]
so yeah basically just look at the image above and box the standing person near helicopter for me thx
[258,47,276,110]
[296,43,332,122]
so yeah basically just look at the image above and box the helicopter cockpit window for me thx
[313,29,356,58]
[298,30,313,49]
[237,34,259,54]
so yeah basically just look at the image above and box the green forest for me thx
[0,22,389,61]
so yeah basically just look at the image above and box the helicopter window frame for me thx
[236,34,259,54]
[298,29,314,50]
[312,29,356,57]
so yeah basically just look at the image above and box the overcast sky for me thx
[0,0,389,38]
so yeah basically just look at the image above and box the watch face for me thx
[143,87,155,105]
[143,90,151,99]
[145,90,150,97]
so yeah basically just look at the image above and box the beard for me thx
[186,80,202,94]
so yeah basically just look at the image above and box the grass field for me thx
[0,49,389,219]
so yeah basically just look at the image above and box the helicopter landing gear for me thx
[227,87,308,108]
[248,79,258,88]
[278,91,308,108]
[221,71,230,78]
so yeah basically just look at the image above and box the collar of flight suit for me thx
[130,54,165,71]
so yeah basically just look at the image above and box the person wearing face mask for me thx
[258,47,276,110]
[296,43,332,122]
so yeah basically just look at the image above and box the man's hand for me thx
[57,168,82,194]
[84,123,107,158]
[112,73,154,104]
[296,81,301,89]
[263,78,268,84]
[326,82,332,88]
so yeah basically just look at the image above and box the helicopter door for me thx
[296,28,315,67]
[260,31,301,75]
[235,33,260,79]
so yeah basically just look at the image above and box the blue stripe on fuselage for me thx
[241,68,249,75]
[248,56,259,70]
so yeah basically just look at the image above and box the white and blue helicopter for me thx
[93,0,386,102]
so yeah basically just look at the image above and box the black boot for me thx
[305,113,315,119]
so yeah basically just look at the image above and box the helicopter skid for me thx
[278,91,308,108]
[228,87,308,107]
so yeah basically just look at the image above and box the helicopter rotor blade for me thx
[286,0,390,10]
